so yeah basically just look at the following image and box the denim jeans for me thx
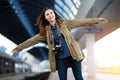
[56,56,83,80]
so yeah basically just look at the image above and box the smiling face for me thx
[44,9,56,24]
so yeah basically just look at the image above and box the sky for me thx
[94,28,120,68]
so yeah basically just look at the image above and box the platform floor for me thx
[0,69,120,80]
[48,68,120,80]
[0,73,35,80]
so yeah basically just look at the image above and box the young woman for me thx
[12,7,108,80]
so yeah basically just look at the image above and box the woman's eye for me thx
[46,13,49,16]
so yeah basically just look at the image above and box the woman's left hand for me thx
[98,18,108,24]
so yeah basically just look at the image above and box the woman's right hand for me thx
[11,48,18,53]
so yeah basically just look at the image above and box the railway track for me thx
[0,72,50,80]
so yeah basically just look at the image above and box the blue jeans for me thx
[56,56,83,80]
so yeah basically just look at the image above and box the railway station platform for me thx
[48,68,120,80]
[0,72,50,80]
[0,69,120,80]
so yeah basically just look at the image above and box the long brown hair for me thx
[35,7,62,36]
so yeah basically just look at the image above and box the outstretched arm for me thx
[64,18,108,29]
[11,34,46,53]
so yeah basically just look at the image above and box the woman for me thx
[12,7,108,80]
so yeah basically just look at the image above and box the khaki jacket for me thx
[16,18,99,72]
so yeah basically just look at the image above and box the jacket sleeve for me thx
[63,18,99,29]
[16,34,46,51]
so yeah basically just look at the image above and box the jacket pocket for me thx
[71,40,85,61]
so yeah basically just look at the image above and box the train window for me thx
[5,62,9,65]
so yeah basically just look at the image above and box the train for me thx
[0,51,31,74]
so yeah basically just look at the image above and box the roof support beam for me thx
[9,0,35,36]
